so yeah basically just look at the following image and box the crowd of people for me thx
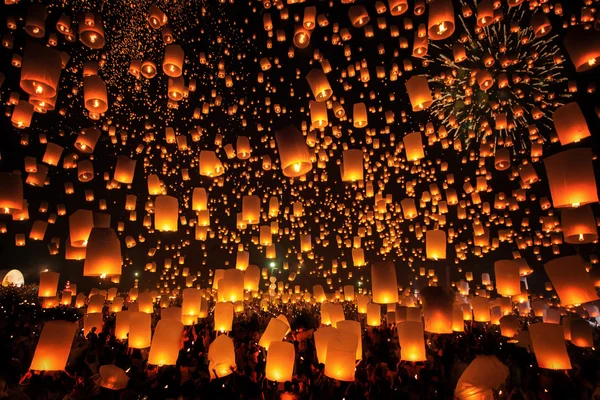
[0,285,599,400]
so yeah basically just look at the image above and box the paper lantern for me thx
[192,188,208,211]
[564,27,600,73]
[218,277,244,303]
[128,312,151,348]
[371,261,398,304]
[367,303,381,326]
[428,0,454,40]
[293,25,311,48]
[97,365,129,390]
[39,271,59,297]
[426,229,446,260]
[405,75,432,111]
[421,286,453,334]
[161,307,182,323]
[0,173,23,214]
[353,103,368,128]
[155,195,178,232]
[69,209,94,247]
[324,329,358,382]
[397,321,426,361]
[244,265,260,291]
[84,228,122,277]
[275,126,312,177]
[306,69,332,102]
[87,294,105,314]
[20,42,62,98]
[341,149,364,181]
[544,148,598,208]
[162,44,184,77]
[314,327,336,364]
[570,319,593,348]
[114,156,136,184]
[403,132,425,162]
[494,260,521,297]
[78,13,105,48]
[401,198,418,219]
[561,205,598,244]
[75,127,101,153]
[182,288,202,321]
[11,100,34,129]
[84,75,108,115]
[25,3,47,38]
[199,150,224,177]
[137,292,153,314]
[30,321,76,371]
[357,294,369,314]
[499,315,519,338]
[454,355,510,400]
[388,0,408,16]
[471,297,490,323]
[553,103,591,145]
[529,323,572,370]
[242,195,260,224]
[114,311,130,340]
[336,320,362,360]
[208,335,236,379]
[265,341,295,382]
[544,256,598,306]
[214,302,233,332]
[343,285,355,301]
[452,306,464,332]
[148,320,184,365]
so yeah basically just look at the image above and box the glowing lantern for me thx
[20,42,62,98]
[341,149,364,181]
[75,127,101,153]
[357,294,369,313]
[162,44,184,77]
[87,294,105,313]
[155,195,178,231]
[403,132,425,162]
[371,261,398,304]
[353,103,368,128]
[336,320,362,360]
[367,303,381,326]
[218,277,244,303]
[25,3,47,38]
[426,230,446,260]
[79,13,105,48]
[499,315,519,338]
[265,341,295,382]
[561,205,597,244]
[208,335,236,379]
[494,260,521,297]
[314,327,336,364]
[306,69,332,102]
[84,313,103,336]
[192,188,208,211]
[84,75,108,115]
[471,297,490,323]
[310,100,328,129]
[564,27,600,73]
[199,150,224,177]
[544,148,598,208]
[244,265,260,291]
[114,156,136,184]
[11,100,34,129]
[428,0,454,40]
[397,321,427,361]
[69,209,93,247]
[570,319,593,348]
[421,287,453,334]
[388,0,408,16]
[214,302,233,332]
[405,75,433,111]
[128,312,151,348]
[529,323,572,370]
[242,195,260,224]
[137,292,153,314]
[148,320,184,365]
[84,228,121,277]
[275,126,312,177]
[324,330,358,381]
[544,256,598,306]
[553,103,590,145]
[39,271,59,297]
[30,321,76,371]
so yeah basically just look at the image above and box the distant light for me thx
[269,262,276,268]
[135,272,139,277]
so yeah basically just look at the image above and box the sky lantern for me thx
[421,286,453,334]
[564,27,600,73]
[293,25,311,48]
[20,42,62,98]
[306,69,332,102]
[275,126,312,177]
[30,321,76,371]
[39,271,59,297]
[544,148,598,208]
[244,265,260,291]
[83,227,122,277]
[208,335,236,379]
[426,229,446,260]
[162,44,184,77]
[353,103,368,128]
[494,260,521,297]
[476,0,494,27]
[397,321,427,361]
[148,5,167,29]
[336,320,362,360]
[454,355,510,400]
[499,315,519,338]
[11,100,34,129]
[553,103,591,145]
[75,127,101,153]
[0,172,23,214]
[128,312,151,349]
[242,195,260,224]
[79,13,105,49]
[471,297,490,323]
[148,320,184,366]
[405,75,433,111]
[367,303,381,326]
[25,3,47,38]
[84,75,108,116]
[388,0,408,16]
[529,323,572,370]
[371,261,398,304]
[314,326,336,364]
[266,341,295,382]
[214,302,233,332]
[544,256,598,307]
[114,156,136,184]
[403,132,425,162]
[199,150,224,177]
[324,329,358,381]
[87,294,105,314]
[428,0,454,40]
[561,205,598,244]
[155,195,178,232]
[348,5,369,28]
[182,288,201,324]
[570,319,593,348]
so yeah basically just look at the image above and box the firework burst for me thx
[425,1,571,151]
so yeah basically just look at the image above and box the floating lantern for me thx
[428,0,454,40]
[324,329,358,381]
[371,261,398,304]
[148,320,184,365]
[529,323,572,370]
[30,321,76,371]
[84,228,122,277]
[561,205,598,244]
[494,260,521,297]
[397,321,427,361]
[214,302,233,332]
[265,341,295,382]
[405,75,433,111]
[426,229,446,260]
[544,148,598,208]
[544,256,598,306]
